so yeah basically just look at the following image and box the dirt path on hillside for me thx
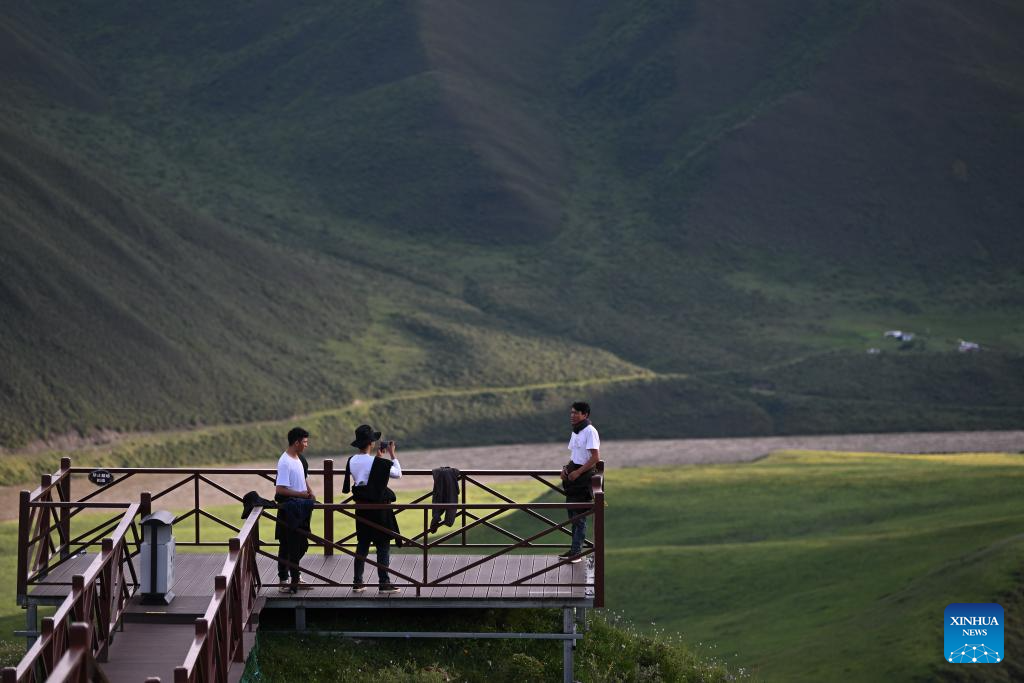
[3,430,1022,521]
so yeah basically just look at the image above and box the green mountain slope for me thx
[1,1,1023,450]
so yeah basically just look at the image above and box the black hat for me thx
[351,424,381,449]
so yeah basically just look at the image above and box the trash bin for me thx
[140,510,175,605]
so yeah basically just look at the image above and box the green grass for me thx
[597,452,1024,681]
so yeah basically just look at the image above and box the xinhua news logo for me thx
[944,603,1004,664]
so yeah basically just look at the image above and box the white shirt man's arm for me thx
[275,484,312,498]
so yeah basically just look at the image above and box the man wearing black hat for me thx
[343,424,403,593]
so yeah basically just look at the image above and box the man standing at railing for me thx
[275,427,316,593]
[560,402,600,563]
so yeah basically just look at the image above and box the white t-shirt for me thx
[276,452,307,492]
[568,424,600,465]
[347,453,402,486]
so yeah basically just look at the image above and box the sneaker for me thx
[278,581,291,593]
[352,581,366,592]
[558,552,582,564]
[379,583,401,594]
[298,577,314,590]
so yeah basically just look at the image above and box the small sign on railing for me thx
[87,469,114,486]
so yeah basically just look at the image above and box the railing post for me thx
[594,488,605,608]
[323,459,334,556]
[35,474,54,575]
[460,473,467,547]
[59,457,71,560]
[71,575,86,623]
[421,508,428,597]
[40,617,54,666]
[193,475,200,543]
[17,491,29,604]
[141,491,152,518]
[97,538,114,660]
[252,518,261,592]
[193,618,209,682]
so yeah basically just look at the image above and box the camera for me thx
[378,438,396,450]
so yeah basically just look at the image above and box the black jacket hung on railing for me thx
[429,466,460,533]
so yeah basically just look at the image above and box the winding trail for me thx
[3,430,1021,522]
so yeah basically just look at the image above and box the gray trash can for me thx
[140,510,176,605]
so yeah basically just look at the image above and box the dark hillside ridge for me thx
[1,1,1022,448]
[681,0,1024,267]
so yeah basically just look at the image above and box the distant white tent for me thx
[958,340,980,353]
[883,330,914,342]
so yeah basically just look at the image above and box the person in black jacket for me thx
[343,424,403,593]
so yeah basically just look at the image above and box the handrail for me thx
[17,458,606,610]
[65,466,564,476]
[173,508,262,683]
[28,622,106,683]
[17,501,136,603]
[4,504,140,683]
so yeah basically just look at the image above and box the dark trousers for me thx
[354,538,391,584]
[567,505,587,554]
[277,533,303,582]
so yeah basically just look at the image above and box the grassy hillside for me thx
[2,1,1024,449]
[5,366,1024,487]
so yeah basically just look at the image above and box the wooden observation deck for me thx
[4,457,605,682]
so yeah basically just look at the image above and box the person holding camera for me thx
[560,402,601,563]
[342,424,403,593]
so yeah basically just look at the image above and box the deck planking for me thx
[29,552,591,607]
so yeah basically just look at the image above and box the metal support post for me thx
[295,605,306,631]
[324,459,334,556]
[25,602,37,648]
[576,606,588,633]
[563,607,575,683]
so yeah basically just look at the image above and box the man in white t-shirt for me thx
[560,402,601,562]
[275,427,314,591]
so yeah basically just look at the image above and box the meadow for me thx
[2,450,1023,681]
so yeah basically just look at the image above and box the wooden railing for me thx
[265,464,605,605]
[4,504,141,683]
[17,459,605,607]
[35,623,104,683]
[174,508,263,683]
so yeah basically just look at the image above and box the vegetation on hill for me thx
[246,609,746,683]
[4,362,1024,486]
[2,1,1024,449]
